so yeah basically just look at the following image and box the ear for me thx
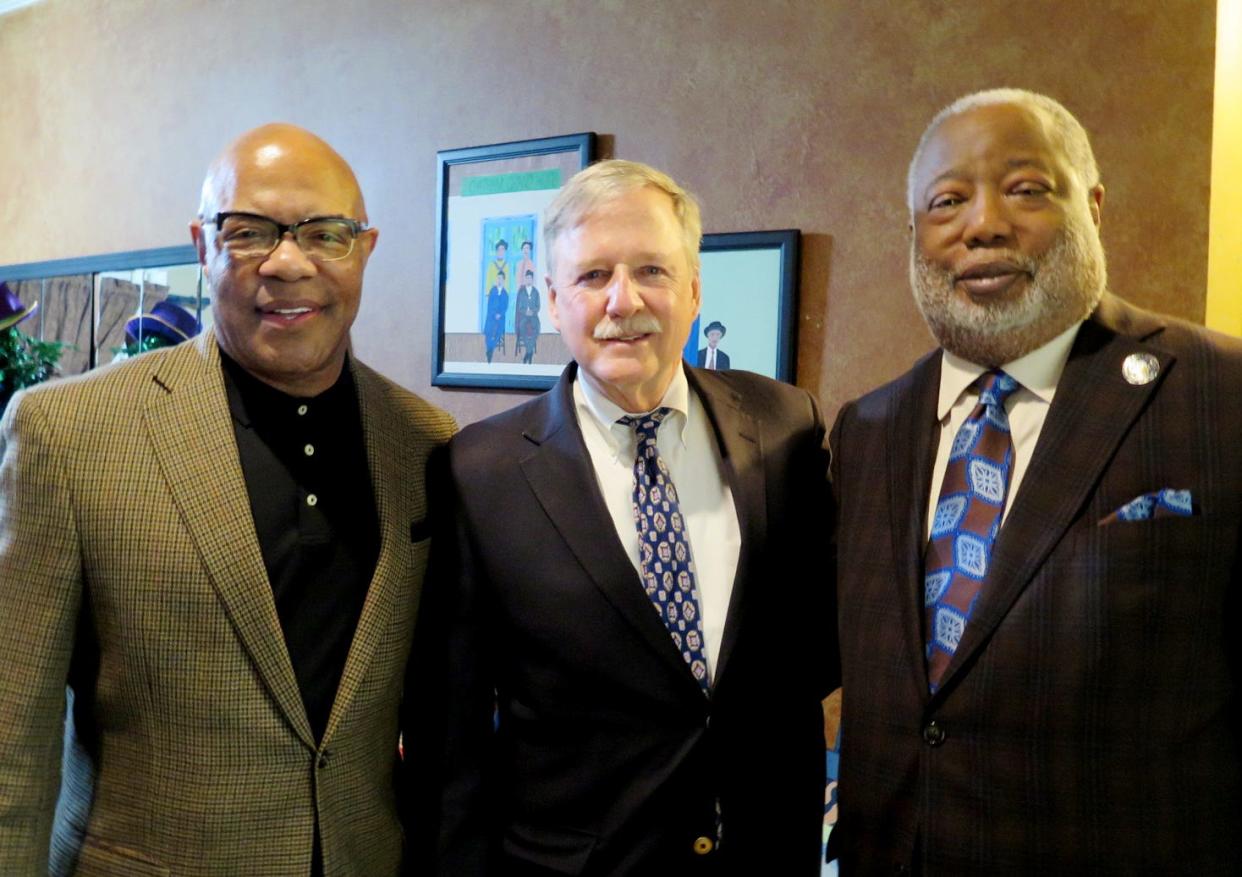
[690,270,702,321]
[357,226,379,264]
[545,275,561,331]
[190,219,208,267]
[1087,184,1105,229]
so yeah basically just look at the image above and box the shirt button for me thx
[692,836,714,855]
[297,404,309,415]
[306,494,318,507]
[304,443,314,456]
[922,721,946,747]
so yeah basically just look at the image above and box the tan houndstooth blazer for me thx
[0,329,455,876]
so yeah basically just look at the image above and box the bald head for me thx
[198,123,367,223]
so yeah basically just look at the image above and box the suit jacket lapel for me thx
[936,295,1174,693]
[686,368,764,686]
[519,366,704,695]
[143,331,313,746]
[322,361,413,744]
[889,352,943,697]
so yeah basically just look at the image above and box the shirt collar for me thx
[937,320,1081,419]
[573,365,692,454]
[220,346,356,428]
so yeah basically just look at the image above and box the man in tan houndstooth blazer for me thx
[0,125,455,875]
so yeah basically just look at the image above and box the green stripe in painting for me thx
[461,169,562,196]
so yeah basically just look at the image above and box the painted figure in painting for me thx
[695,320,730,370]
[515,268,540,364]
[484,269,509,362]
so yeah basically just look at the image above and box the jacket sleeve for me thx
[402,441,499,875]
[0,390,83,872]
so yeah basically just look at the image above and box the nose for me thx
[963,189,1014,249]
[605,267,643,317]
[258,235,317,281]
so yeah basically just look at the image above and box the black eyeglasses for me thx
[204,211,369,262]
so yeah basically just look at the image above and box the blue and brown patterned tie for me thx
[923,370,1020,692]
[621,408,711,693]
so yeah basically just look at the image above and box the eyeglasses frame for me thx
[203,211,370,262]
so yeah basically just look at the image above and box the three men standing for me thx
[0,124,454,875]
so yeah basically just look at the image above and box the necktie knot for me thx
[976,370,1020,411]
[620,407,672,449]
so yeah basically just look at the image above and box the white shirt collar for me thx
[937,320,1082,419]
[574,366,692,454]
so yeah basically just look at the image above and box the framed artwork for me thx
[683,229,800,383]
[432,132,596,390]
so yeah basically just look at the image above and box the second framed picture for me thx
[432,132,596,390]
[687,229,800,384]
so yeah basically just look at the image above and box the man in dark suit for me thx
[830,88,1242,873]
[410,159,835,874]
[696,320,730,370]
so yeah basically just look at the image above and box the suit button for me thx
[692,836,715,855]
[922,721,946,746]
[317,751,331,769]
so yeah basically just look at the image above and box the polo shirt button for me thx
[297,404,308,415]
[922,721,946,747]
[692,836,714,855]
[306,494,318,507]
[304,444,315,456]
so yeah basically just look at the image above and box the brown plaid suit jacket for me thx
[829,294,1242,874]
[0,330,455,876]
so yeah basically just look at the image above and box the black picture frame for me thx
[689,229,800,383]
[432,132,596,390]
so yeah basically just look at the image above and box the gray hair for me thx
[543,159,702,275]
[906,88,1100,215]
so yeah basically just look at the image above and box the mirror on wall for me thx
[0,246,204,376]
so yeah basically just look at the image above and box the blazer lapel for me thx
[936,296,1174,693]
[143,331,313,746]
[687,368,764,686]
[322,362,418,744]
[889,353,943,697]
[519,366,704,695]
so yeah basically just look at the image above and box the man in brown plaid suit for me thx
[830,88,1242,873]
[0,125,454,875]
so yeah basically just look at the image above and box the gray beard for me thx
[909,214,1108,367]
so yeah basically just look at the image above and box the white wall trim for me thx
[0,0,44,18]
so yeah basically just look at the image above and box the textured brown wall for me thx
[0,0,1215,424]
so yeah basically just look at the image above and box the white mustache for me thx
[594,315,662,339]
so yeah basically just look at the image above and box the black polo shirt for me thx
[221,350,379,744]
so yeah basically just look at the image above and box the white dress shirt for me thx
[925,322,1082,540]
[573,367,741,680]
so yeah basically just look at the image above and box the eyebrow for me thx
[921,157,1056,198]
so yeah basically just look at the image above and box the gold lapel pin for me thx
[1121,352,1160,385]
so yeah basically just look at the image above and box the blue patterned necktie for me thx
[923,370,1020,692]
[621,408,711,693]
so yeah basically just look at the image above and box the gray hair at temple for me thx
[906,88,1101,216]
[543,159,703,276]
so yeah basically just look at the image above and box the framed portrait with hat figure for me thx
[681,229,800,383]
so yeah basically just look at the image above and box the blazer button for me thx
[922,721,946,747]
[692,836,715,855]
[317,751,331,769]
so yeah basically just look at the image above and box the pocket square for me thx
[1099,489,1194,525]
[410,518,431,542]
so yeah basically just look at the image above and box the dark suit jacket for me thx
[696,347,730,370]
[829,293,1242,874]
[409,363,836,875]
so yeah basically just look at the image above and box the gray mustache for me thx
[594,315,663,339]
